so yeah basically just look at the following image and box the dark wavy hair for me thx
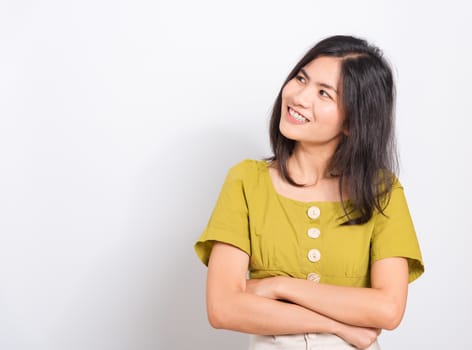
[268,35,397,225]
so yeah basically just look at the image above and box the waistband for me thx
[249,333,381,350]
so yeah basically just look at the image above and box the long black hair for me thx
[268,35,397,225]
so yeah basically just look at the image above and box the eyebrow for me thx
[300,68,338,94]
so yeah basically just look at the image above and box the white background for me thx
[1,1,471,349]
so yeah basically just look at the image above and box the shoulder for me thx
[389,176,404,197]
[375,174,412,220]
[388,175,407,201]
[226,159,268,181]
[376,172,403,209]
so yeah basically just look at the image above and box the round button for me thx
[307,272,320,283]
[307,249,321,262]
[307,206,320,219]
[307,227,320,239]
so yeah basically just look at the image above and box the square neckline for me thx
[260,160,349,208]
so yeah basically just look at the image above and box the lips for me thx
[287,107,310,124]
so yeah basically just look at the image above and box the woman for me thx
[194,35,424,349]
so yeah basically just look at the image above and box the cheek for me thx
[280,89,291,113]
[280,88,288,102]
[318,106,344,127]
[318,104,340,118]
[281,81,296,99]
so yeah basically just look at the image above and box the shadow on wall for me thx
[126,126,265,350]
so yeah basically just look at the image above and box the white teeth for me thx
[289,108,308,122]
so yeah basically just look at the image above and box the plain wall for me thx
[1,0,471,349]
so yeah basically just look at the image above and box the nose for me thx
[292,85,315,108]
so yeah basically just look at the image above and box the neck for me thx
[288,143,337,186]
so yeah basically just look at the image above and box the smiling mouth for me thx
[288,107,309,123]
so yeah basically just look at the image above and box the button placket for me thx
[306,206,321,283]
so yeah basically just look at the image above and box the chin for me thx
[279,124,303,142]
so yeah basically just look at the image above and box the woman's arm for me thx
[207,242,380,348]
[246,257,409,330]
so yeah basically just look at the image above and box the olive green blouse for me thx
[195,159,424,287]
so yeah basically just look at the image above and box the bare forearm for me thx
[205,243,380,348]
[208,290,338,335]
[208,289,381,349]
[245,258,409,330]
[276,278,405,330]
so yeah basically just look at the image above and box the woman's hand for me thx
[245,277,284,299]
[335,323,381,350]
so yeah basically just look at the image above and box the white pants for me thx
[249,333,381,350]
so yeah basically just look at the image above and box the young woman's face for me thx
[280,56,346,149]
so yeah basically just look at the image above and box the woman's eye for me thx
[295,75,305,83]
[319,89,331,98]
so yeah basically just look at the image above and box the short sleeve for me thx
[371,181,424,283]
[194,163,251,266]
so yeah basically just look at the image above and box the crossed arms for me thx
[206,242,408,349]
